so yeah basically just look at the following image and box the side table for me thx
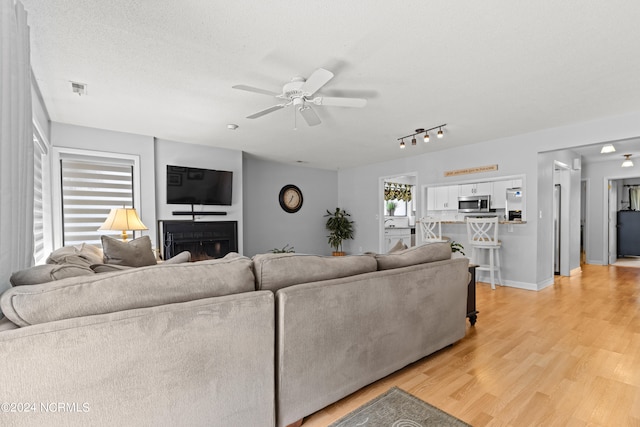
[467,264,478,326]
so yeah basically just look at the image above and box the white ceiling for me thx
[22,1,640,170]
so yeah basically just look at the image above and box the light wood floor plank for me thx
[301,264,640,426]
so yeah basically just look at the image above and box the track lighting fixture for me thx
[397,124,446,149]
[622,154,634,168]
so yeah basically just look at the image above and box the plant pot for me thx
[387,209,395,216]
[332,251,346,256]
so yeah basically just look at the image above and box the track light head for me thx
[411,137,417,146]
[424,133,430,143]
[400,140,405,149]
[437,127,444,139]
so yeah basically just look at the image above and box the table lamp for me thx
[98,207,148,242]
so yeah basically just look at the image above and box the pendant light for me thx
[622,154,634,167]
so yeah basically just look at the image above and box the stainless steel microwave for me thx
[458,195,491,213]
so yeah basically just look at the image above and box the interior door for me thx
[608,180,617,265]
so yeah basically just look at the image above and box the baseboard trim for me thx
[570,267,582,276]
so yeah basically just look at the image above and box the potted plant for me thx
[450,241,466,258]
[324,207,355,256]
[386,201,397,216]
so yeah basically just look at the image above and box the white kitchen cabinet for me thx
[458,182,492,197]
[427,186,458,211]
[491,180,510,209]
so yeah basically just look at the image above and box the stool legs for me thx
[470,245,502,290]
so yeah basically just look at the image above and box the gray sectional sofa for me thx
[0,242,469,427]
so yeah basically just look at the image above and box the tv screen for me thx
[166,165,233,206]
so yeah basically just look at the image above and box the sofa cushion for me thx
[375,242,451,270]
[0,254,255,327]
[0,316,18,332]
[101,235,157,267]
[252,253,378,292]
[46,243,104,267]
[10,262,95,287]
[90,264,134,274]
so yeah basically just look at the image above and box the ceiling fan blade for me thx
[232,85,280,97]
[312,96,367,108]
[247,104,286,119]
[301,68,334,97]
[299,106,321,126]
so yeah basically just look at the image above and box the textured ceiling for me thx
[22,0,640,169]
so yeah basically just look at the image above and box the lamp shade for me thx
[99,208,147,241]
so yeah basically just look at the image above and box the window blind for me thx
[33,135,47,264]
[60,159,134,246]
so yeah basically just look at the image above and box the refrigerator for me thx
[617,210,640,257]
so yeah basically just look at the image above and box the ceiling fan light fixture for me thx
[622,154,634,167]
[601,144,616,154]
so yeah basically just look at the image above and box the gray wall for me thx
[154,139,244,254]
[338,111,640,290]
[242,153,338,257]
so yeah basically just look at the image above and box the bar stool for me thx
[466,217,502,289]
[419,217,448,243]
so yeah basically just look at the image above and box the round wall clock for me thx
[279,184,303,213]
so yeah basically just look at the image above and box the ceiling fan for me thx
[232,68,367,126]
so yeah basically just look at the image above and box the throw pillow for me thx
[162,251,191,264]
[388,239,408,253]
[46,243,104,266]
[101,235,157,268]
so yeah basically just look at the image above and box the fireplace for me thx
[160,220,238,261]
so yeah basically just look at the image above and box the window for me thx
[52,148,141,248]
[33,130,51,265]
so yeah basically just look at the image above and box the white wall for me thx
[582,158,640,264]
[338,111,640,290]
[242,153,338,257]
[155,139,244,254]
[50,122,157,247]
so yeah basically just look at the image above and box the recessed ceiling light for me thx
[227,124,238,130]
[600,144,616,154]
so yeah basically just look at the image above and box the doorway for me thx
[553,161,571,276]
[379,173,417,253]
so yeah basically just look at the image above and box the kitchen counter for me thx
[439,220,527,224]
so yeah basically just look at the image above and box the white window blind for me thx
[60,158,134,246]
[33,133,49,264]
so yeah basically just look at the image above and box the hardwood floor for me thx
[302,264,640,426]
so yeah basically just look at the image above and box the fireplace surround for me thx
[160,220,238,261]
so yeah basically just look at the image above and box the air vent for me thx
[70,81,87,96]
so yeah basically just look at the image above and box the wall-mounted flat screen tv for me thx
[166,165,233,206]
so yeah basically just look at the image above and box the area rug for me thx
[329,387,472,427]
